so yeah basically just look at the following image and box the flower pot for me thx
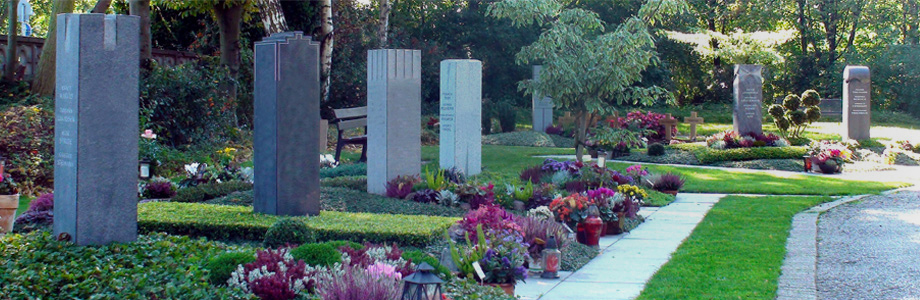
[0,194,19,234]
[816,162,842,174]
[606,212,627,235]
[661,190,678,196]
[486,283,515,296]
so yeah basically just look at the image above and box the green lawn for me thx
[16,195,30,216]
[420,145,906,196]
[636,195,832,299]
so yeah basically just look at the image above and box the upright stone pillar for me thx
[532,65,554,133]
[53,14,139,246]
[732,64,764,135]
[367,49,421,195]
[440,59,482,176]
[843,66,871,141]
[253,32,321,216]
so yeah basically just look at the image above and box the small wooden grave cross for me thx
[558,112,576,128]
[660,113,679,141]
[684,111,705,141]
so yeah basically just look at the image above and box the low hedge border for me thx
[173,181,253,203]
[138,202,459,247]
[671,143,807,164]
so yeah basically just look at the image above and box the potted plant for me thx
[478,231,529,295]
[609,184,647,234]
[587,187,618,236]
[0,164,20,234]
[652,173,685,196]
[549,193,588,241]
[807,141,853,174]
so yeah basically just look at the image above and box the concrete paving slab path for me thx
[515,193,724,300]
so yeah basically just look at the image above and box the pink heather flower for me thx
[366,262,402,281]
[141,129,157,139]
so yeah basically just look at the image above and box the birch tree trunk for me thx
[91,0,112,13]
[31,0,75,96]
[320,0,333,103]
[257,0,287,35]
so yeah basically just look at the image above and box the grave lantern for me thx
[138,159,153,180]
[401,262,444,300]
[597,150,607,168]
[541,236,561,279]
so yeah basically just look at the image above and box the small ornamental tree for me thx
[487,0,675,161]
[768,90,822,138]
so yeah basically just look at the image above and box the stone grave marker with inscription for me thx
[367,49,422,195]
[532,65,554,133]
[733,64,764,135]
[684,111,705,141]
[253,32,320,216]
[660,114,679,141]
[440,59,482,176]
[53,14,139,246]
[843,66,871,140]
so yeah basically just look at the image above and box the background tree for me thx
[4,0,18,81]
[31,0,75,96]
[488,0,672,160]
[256,0,286,35]
[129,0,152,67]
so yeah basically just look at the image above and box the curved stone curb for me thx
[776,187,918,300]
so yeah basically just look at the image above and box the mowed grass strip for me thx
[636,195,832,300]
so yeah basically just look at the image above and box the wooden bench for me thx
[772,98,843,119]
[332,106,368,162]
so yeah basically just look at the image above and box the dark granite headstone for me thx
[367,49,422,195]
[732,64,764,135]
[532,65,554,133]
[53,14,139,246]
[253,32,321,216]
[843,66,871,140]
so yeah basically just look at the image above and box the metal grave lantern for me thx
[401,262,444,300]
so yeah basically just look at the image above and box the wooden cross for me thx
[683,111,705,142]
[558,112,576,128]
[659,113,679,141]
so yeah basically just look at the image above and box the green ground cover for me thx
[637,195,832,299]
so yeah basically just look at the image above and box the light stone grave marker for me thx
[733,64,764,135]
[532,65,554,133]
[843,66,871,140]
[367,49,421,195]
[53,14,139,245]
[660,114,679,141]
[440,59,482,176]
[684,111,705,141]
[253,32,321,216]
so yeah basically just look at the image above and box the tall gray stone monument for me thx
[440,59,482,176]
[253,32,321,216]
[367,49,422,195]
[732,64,764,135]
[843,65,871,141]
[53,14,139,246]
[532,65,554,133]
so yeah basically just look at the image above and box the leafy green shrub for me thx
[482,131,574,147]
[320,163,366,178]
[0,232,249,298]
[204,191,254,206]
[647,143,666,156]
[0,105,54,195]
[768,90,822,138]
[671,143,807,164]
[321,176,367,190]
[206,251,256,285]
[173,181,253,203]
[290,243,342,267]
[137,202,458,246]
[402,250,453,279]
[495,100,517,133]
[264,218,316,248]
[322,240,365,251]
[140,62,237,147]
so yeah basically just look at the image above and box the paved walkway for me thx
[516,193,724,300]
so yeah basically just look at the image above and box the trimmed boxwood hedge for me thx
[173,181,253,203]
[138,202,458,247]
[671,143,807,164]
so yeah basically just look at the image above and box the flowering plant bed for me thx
[706,130,789,149]
[807,141,853,173]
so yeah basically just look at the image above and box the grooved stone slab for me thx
[733,64,764,135]
[439,59,481,175]
[53,14,140,246]
[367,49,421,195]
[253,32,320,216]
[842,66,871,140]
[532,65,554,133]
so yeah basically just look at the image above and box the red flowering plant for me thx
[613,111,678,143]
[457,205,522,242]
[455,181,495,210]
[808,141,853,166]
[549,193,591,229]
[706,130,789,149]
